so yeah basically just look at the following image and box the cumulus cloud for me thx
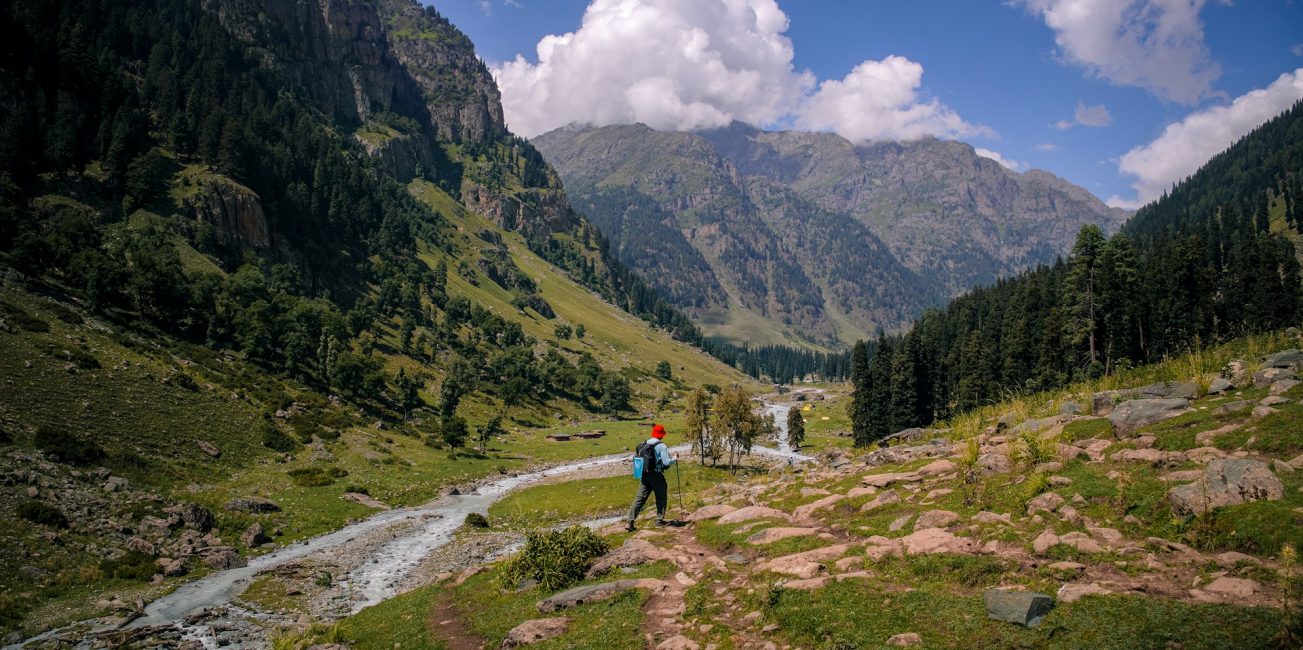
[1108,68,1303,208]
[975,147,1028,171]
[1054,101,1113,129]
[1292,44,1303,57]
[493,0,985,141]
[1036,142,1060,151]
[1019,0,1221,105]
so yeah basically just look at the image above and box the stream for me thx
[15,400,815,649]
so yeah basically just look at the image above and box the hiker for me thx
[626,423,676,531]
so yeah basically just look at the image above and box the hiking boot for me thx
[625,522,636,532]
[654,519,667,527]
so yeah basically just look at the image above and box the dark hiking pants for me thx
[627,471,668,526]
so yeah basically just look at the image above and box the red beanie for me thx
[651,424,666,439]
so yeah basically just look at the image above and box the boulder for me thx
[1214,400,1252,415]
[1222,360,1250,386]
[898,528,976,555]
[1206,377,1233,395]
[717,506,790,525]
[1057,582,1112,603]
[225,497,281,513]
[1025,492,1064,515]
[972,511,1012,525]
[1112,448,1179,465]
[1032,530,1060,555]
[1091,392,1120,417]
[745,527,818,545]
[1203,576,1260,597]
[196,441,221,459]
[983,589,1054,627]
[240,523,269,548]
[1252,405,1277,419]
[1108,399,1191,437]
[916,459,957,477]
[1059,402,1083,415]
[1262,349,1303,371]
[537,579,663,613]
[1168,459,1285,515]
[976,453,1013,475]
[913,510,959,529]
[1261,395,1291,407]
[155,557,187,577]
[1269,379,1300,396]
[585,539,668,577]
[167,503,215,532]
[1254,368,1295,388]
[886,632,923,647]
[342,492,390,510]
[501,617,569,648]
[655,635,700,650]
[201,547,246,570]
[860,490,901,513]
[1136,381,1200,400]
[1184,447,1225,464]
[686,504,736,522]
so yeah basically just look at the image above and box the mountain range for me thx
[534,122,1130,348]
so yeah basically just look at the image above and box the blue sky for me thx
[430,0,1303,208]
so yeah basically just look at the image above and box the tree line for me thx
[848,101,1303,446]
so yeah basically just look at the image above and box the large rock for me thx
[886,632,923,647]
[166,503,216,532]
[984,589,1054,627]
[1136,381,1200,400]
[587,538,667,577]
[717,506,790,525]
[1108,399,1191,437]
[1262,349,1303,372]
[1025,492,1064,515]
[201,547,246,570]
[914,510,959,529]
[1057,582,1112,603]
[1206,377,1233,395]
[1168,459,1285,515]
[975,453,1012,475]
[1254,367,1296,388]
[793,494,845,520]
[860,490,901,512]
[537,579,663,613]
[501,617,569,648]
[240,523,269,548]
[862,471,920,488]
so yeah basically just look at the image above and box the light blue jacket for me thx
[644,438,676,471]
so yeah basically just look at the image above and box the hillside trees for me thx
[847,102,1303,440]
[786,407,805,450]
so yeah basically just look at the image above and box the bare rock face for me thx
[501,617,569,648]
[1168,459,1284,515]
[183,177,270,249]
[1108,399,1192,437]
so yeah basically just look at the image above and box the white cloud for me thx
[796,57,993,141]
[1036,142,1060,151]
[1110,68,1303,208]
[1019,0,1221,105]
[1053,101,1113,129]
[975,147,1028,171]
[493,0,986,142]
[1292,44,1303,57]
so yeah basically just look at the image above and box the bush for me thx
[343,484,370,496]
[262,423,298,452]
[34,426,105,465]
[500,526,608,592]
[99,550,156,581]
[17,500,69,528]
[287,467,345,487]
[464,512,489,528]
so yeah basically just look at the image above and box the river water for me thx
[16,403,814,648]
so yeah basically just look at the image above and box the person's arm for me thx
[657,442,675,469]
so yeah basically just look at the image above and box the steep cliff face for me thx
[182,176,271,249]
[534,123,1129,346]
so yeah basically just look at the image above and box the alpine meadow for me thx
[0,1,1301,649]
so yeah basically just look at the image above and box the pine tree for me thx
[848,341,873,447]
[866,335,894,441]
[888,343,918,431]
[786,407,805,450]
[1063,224,1107,373]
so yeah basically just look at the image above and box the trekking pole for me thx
[674,461,683,513]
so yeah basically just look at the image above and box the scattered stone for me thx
[916,459,956,476]
[860,491,901,512]
[586,539,669,577]
[201,548,246,570]
[1025,492,1064,515]
[1222,360,1250,386]
[1109,399,1191,437]
[1048,561,1086,573]
[1269,379,1300,396]
[1260,395,1291,407]
[1214,400,1252,415]
[983,589,1054,627]
[1059,402,1083,415]
[1034,461,1064,473]
[717,506,791,525]
[655,635,699,650]
[898,528,976,555]
[793,494,845,520]
[1254,368,1295,389]
[862,471,921,488]
[1169,459,1284,516]
[342,492,390,510]
[913,510,959,529]
[1273,459,1295,475]
[102,476,129,492]
[1252,405,1277,419]
[888,515,913,532]
[155,557,186,577]
[886,632,923,647]
[1207,377,1233,395]
[1203,576,1260,597]
[126,537,155,555]
[1057,582,1112,603]
[1214,552,1256,569]
[976,453,1013,475]
[1047,476,1073,487]
[196,441,221,459]
[1113,448,1179,465]
[1033,530,1060,555]
[745,527,818,545]
[167,503,215,532]
[224,497,281,513]
[1133,436,1156,449]
[537,579,664,613]
[800,487,831,497]
[846,487,877,498]
[501,617,569,648]
[686,504,736,522]
[972,511,1012,525]
[1184,447,1226,464]
[1262,349,1303,372]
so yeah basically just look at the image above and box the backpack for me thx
[633,440,661,478]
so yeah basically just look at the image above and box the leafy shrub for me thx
[500,526,608,592]
[5,306,49,332]
[343,484,370,496]
[287,466,348,487]
[34,426,105,465]
[262,423,298,452]
[99,550,156,581]
[464,512,489,528]
[17,500,69,528]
